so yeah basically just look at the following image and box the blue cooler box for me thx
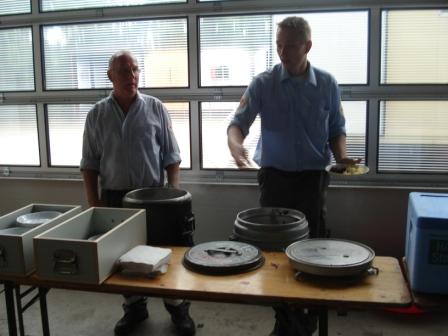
[406,192,448,294]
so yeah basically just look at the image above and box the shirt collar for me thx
[280,62,317,87]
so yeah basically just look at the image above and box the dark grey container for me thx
[231,207,309,251]
[123,187,195,247]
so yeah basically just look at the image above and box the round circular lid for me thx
[16,211,62,228]
[285,238,375,277]
[183,241,265,275]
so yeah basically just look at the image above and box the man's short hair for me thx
[277,16,311,43]
[108,50,137,71]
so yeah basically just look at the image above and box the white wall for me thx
[1,178,446,258]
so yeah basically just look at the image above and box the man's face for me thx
[276,27,311,75]
[108,54,140,98]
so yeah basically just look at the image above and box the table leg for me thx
[14,285,25,336]
[4,281,18,336]
[38,287,51,336]
[318,308,328,336]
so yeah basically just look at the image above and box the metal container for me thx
[34,207,146,284]
[231,207,309,251]
[0,203,81,276]
[123,187,195,246]
[286,238,375,277]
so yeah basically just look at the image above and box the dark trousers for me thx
[101,189,131,208]
[257,167,329,239]
[258,168,329,335]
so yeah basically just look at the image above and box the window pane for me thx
[41,0,184,12]
[167,102,191,169]
[331,101,367,164]
[378,101,448,173]
[201,102,261,169]
[42,19,188,90]
[47,102,190,168]
[0,27,34,91]
[0,105,39,166]
[199,11,368,86]
[47,104,92,166]
[201,101,366,169]
[381,9,448,84]
[0,0,31,15]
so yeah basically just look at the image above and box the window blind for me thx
[42,18,188,90]
[46,102,191,168]
[0,105,39,166]
[0,0,31,15]
[41,0,184,12]
[381,9,448,84]
[201,101,366,169]
[0,27,34,91]
[199,11,368,87]
[378,101,448,173]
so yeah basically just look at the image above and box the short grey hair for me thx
[108,50,137,71]
[277,16,311,43]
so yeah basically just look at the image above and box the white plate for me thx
[325,164,369,176]
[0,226,31,235]
[16,211,62,228]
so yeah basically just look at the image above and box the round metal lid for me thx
[183,241,265,275]
[285,238,375,277]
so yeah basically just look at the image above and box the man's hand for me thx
[337,157,362,165]
[229,143,253,168]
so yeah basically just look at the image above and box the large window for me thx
[42,18,188,90]
[199,11,368,86]
[47,102,191,168]
[0,2,447,185]
[0,27,34,91]
[0,105,39,166]
[201,101,367,169]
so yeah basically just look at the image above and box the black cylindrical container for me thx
[123,187,195,247]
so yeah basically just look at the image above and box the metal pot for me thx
[230,207,309,251]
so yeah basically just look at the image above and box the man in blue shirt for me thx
[81,50,195,336]
[227,17,360,335]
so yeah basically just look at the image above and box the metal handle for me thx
[0,246,7,267]
[205,247,242,257]
[53,249,78,275]
[182,214,195,236]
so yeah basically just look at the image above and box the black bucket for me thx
[123,187,195,247]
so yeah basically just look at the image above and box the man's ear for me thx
[305,40,312,54]
[107,70,113,82]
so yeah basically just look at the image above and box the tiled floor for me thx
[1,288,447,336]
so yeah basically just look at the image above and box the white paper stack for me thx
[118,245,172,277]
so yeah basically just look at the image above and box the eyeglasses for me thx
[116,67,141,77]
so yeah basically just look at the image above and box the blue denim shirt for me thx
[229,63,346,172]
[80,92,181,190]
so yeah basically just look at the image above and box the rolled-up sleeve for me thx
[228,81,260,137]
[160,104,181,168]
[328,78,346,139]
[80,107,100,171]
